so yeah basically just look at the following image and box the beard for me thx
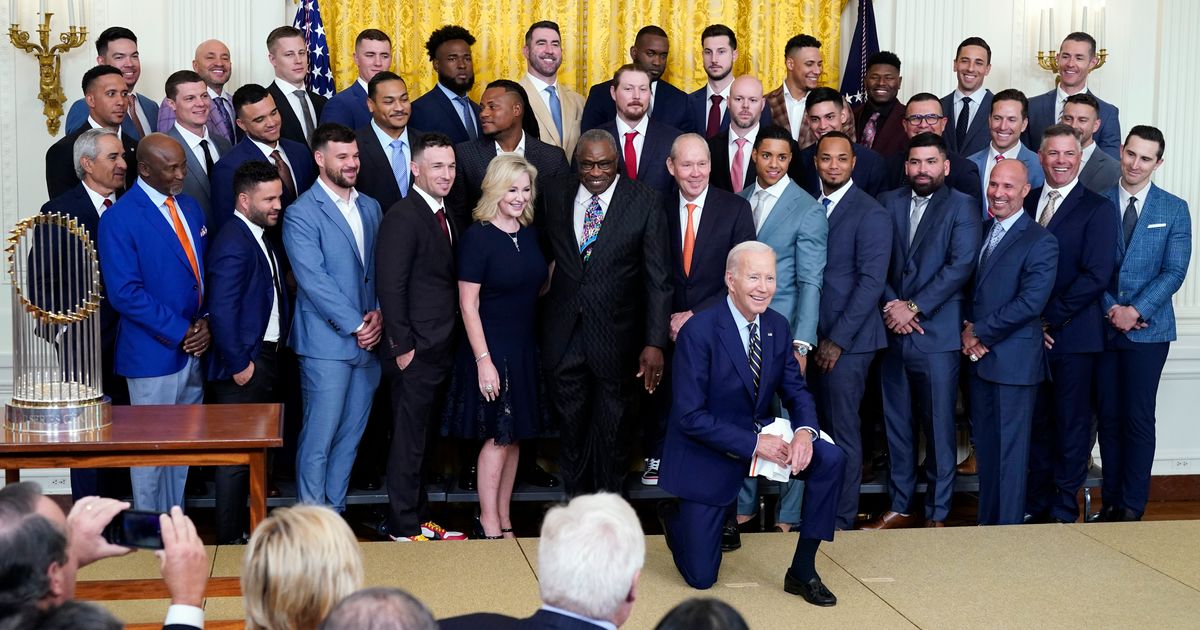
[326,167,358,189]
[438,73,475,95]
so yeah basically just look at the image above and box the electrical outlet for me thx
[1174,460,1191,469]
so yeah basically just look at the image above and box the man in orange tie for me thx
[98,133,211,513]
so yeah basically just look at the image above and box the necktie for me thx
[165,196,202,306]
[821,196,832,216]
[1038,190,1061,227]
[271,150,297,201]
[752,189,768,232]
[748,322,762,394]
[213,95,236,144]
[909,197,929,245]
[263,235,288,342]
[435,207,452,244]
[979,220,1004,268]
[956,97,971,148]
[456,96,478,140]
[623,131,638,180]
[199,139,214,175]
[706,94,724,138]
[389,138,409,197]
[127,95,146,138]
[294,90,317,145]
[102,198,113,209]
[994,154,1005,163]
[546,85,564,141]
[682,203,697,276]
[579,194,603,261]
[730,138,747,193]
[861,111,880,148]
[1123,196,1139,245]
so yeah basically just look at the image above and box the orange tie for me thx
[682,203,697,276]
[165,196,202,306]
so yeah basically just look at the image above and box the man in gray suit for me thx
[164,70,233,228]
[1062,93,1120,194]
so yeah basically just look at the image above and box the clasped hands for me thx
[883,299,924,335]
[355,309,382,351]
[1108,305,1148,333]
[960,321,989,361]
[754,432,814,475]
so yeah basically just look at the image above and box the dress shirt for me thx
[82,183,116,216]
[539,606,616,630]
[251,138,295,175]
[909,193,932,240]
[980,209,1025,263]
[371,120,411,170]
[781,84,808,140]
[705,81,732,122]
[273,77,318,137]
[86,116,124,139]
[412,184,452,245]
[1080,142,1097,171]
[572,176,619,246]
[496,131,527,156]
[729,123,759,181]
[818,178,854,218]
[748,175,791,233]
[163,604,204,629]
[615,115,649,172]
[1036,177,1080,223]
[436,81,477,135]
[678,186,709,241]
[727,294,761,356]
[138,178,199,259]
[649,80,660,115]
[316,177,365,261]
[1118,180,1149,219]
[357,77,369,92]
[953,88,986,130]
[234,210,281,342]
[983,143,1024,193]
[128,92,153,134]
[1054,85,1090,124]
[174,123,220,173]
[526,73,558,114]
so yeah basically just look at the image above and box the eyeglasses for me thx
[904,114,946,126]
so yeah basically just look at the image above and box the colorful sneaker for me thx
[641,458,661,486]
[421,521,467,541]
[389,534,430,542]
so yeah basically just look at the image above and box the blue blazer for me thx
[791,142,889,198]
[205,217,288,381]
[97,182,207,378]
[968,144,1045,218]
[597,118,681,195]
[818,184,892,353]
[409,85,481,146]
[282,183,382,362]
[66,93,159,138]
[209,138,315,232]
[1101,183,1192,343]
[164,125,233,229]
[660,303,818,506]
[319,81,372,131]
[968,212,1059,385]
[580,78,689,132]
[1024,88,1121,159]
[665,185,756,313]
[740,179,827,346]
[1023,183,1118,354]
[878,184,982,353]
[682,86,773,136]
[941,89,993,158]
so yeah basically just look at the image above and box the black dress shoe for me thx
[721,521,741,552]
[519,463,560,488]
[459,466,478,492]
[1088,504,1121,523]
[784,571,837,606]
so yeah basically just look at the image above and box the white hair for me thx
[72,127,118,181]
[726,240,775,273]
[538,493,645,621]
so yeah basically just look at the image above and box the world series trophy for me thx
[5,213,111,433]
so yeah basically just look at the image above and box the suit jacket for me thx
[268,80,328,147]
[665,186,756,313]
[319,81,372,130]
[45,124,138,199]
[66,93,158,139]
[740,179,827,345]
[97,182,207,378]
[707,130,758,193]
[884,149,982,201]
[205,216,288,381]
[409,85,482,146]
[354,125,423,214]
[281,182,382,361]
[1023,183,1118,354]
[968,212,1058,385]
[853,100,908,158]
[967,144,1045,218]
[157,92,242,145]
[682,85,772,136]
[519,75,585,158]
[376,190,460,361]
[659,303,818,506]
[540,174,671,379]
[440,609,601,630]
[818,184,892,353]
[764,85,858,149]
[1079,147,1121,194]
[1024,88,1121,159]
[878,184,982,353]
[791,142,888,198]
[163,125,234,229]
[941,89,993,158]
[580,78,689,132]
[448,134,570,228]
[209,137,315,231]
[1101,183,1192,343]
[596,118,681,196]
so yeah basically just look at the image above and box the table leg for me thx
[5,469,19,484]
[248,450,267,531]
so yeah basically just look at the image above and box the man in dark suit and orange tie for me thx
[267,26,329,147]
[409,25,482,146]
[597,65,682,197]
[581,25,689,132]
[321,29,392,130]
[355,71,422,214]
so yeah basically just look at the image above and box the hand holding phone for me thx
[102,509,165,550]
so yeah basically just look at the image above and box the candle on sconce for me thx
[1097,8,1105,49]
[1082,6,1088,32]
[39,0,46,17]
[1049,9,1055,48]
[69,0,76,27]
[1039,10,1046,51]
[10,0,17,26]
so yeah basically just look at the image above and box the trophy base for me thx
[5,397,112,434]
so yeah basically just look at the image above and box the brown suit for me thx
[764,84,858,149]
[520,75,585,158]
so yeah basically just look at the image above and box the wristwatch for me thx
[793,341,812,356]
[906,300,920,314]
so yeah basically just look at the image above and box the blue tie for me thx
[389,138,409,197]
[821,197,832,214]
[546,85,564,141]
[456,96,478,140]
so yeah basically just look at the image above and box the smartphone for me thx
[102,509,164,549]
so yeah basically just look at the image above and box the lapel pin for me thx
[767,332,773,337]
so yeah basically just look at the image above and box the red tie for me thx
[623,131,638,180]
[102,198,113,208]
[706,95,724,138]
[994,154,1005,163]
[435,207,451,244]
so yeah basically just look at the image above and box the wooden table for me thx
[1,404,283,528]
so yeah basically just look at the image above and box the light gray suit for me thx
[1079,147,1121,195]
[164,124,233,229]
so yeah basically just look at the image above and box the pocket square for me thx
[1147,223,1167,229]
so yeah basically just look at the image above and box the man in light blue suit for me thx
[65,27,157,139]
[98,134,210,512]
[163,70,233,230]
[1022,32,1120,159]
[283,123,383,511]
[320,29,392,130]
[968,89,1044,219]
[1094,126,1192,522]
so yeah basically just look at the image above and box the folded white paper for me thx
[749,417,835,482]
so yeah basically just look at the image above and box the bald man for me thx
[158,39,238,143]
[707,76,767,193]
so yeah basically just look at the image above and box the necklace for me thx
[493,222,520,252]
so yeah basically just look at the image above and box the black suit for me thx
[354,125,423,214]
[540,174,671,494]
[267,80,327,147]
[448,134,570,229]
[45,125,137,199]
[707,130,758,193]
[376,189,461,536]
[883,149,982,202]
[581,78,689,132]
[595,119,682,197]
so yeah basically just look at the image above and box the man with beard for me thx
[683,24,771,138]
[581,25,689,132]
[853,51,907,158]
[708,75,765,193]
[355,71,423,213]
[46,65,139,199]
[410,25,482,145]
[789,87,887,197]
[941,37,993,158]
[158,40,238,144]
[283,124,384,512]
[861,132,980,530]
[520,20,585,157]
[267,26,329,147]
[98,133,211,512]
[66,27,157,138]
[597,65,682,196]
[164,70,233,228]
[882,93,982,201]
[321,29,392,130]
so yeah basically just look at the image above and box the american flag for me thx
[292,0,336,98]
[840,0,880,106]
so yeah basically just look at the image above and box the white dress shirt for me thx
[128,92,153,134]
[87,116,124,140]
[980,209,1025,263]
[818,178,854,218]
[678,186,709,241]
[1036,177,1080,223]
[1054,85,1090,124]
[234,210,281,342]
[781,84,808,140]
[251,139,297,191]
[1118,180,1150,219]
[174,123,220,174]
[316,177,365,261]
[614,116,649,174]
[274,77,318,138]
[497,131,527,157]
[82,182,116,216]
[1080,142,1097,172]
[137,178,200,262]
[953,88,986,130]
[412,184,453,245]
[573,176,619,246]
[748,176,791,233]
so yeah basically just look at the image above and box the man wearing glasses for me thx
[883,93,982,202]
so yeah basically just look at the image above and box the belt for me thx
[260,340,281,353]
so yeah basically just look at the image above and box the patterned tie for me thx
[165,196,202,307]
[456,96,478,140]
[579,195,603,261]
[271,150,297,202]
[623,131,639,179]
[861,111,880,148]
[546,85,564,141]
[706,95,724,138]
[389,138,409,197]
[956,96,971,148]
[127,95,146,138]
[909,196,929,245]
[1038,189,1061,227]
[213,95,236,144]
[294,90,317,145]
[730,138,747,193]
[979,220,1004,268]
[748,322,762,395]
[198,139,214,175]
[1123,196,1139,245]
[682,203,697,276]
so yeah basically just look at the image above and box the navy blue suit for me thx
[409,84,481,146]
[441,609,600,630]
[319,81,372,130]
[581,79,689,132]
[877,185,982,521]
[596,118,681,196]
[967,212,1058,525]
[1022,182,1118,522]
[1024,89,1121,159]
[791,142,889,198]
[659,302,844,589]
[682,86,772,137]
[806,184,892,528]
[941,90,993,158]
[209,138,315,232]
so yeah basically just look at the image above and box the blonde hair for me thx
[241,505,364,630]
[471,155,539,226]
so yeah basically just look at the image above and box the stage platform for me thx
[79,520,1200,629]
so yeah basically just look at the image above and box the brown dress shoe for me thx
[924,519,945,528]
[859,511,923,530]
[956,448,978,475]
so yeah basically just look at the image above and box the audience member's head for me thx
[654,598,749,630]
[318,587,437,630]
[574,129,620,196]
[611,64,652,124]
[192,39,232,91]
[728,75,764,133]
[0,600,123,630]
[410,132,457,199]
[953,36,991,94]
[267,26,309,86]
[0,482,68,615]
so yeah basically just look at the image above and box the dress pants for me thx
[880,341,959,521]
[385,346,454,536]
[126,357,204,512]
[295,353,380,511]
[667,440,844,589]
[1027,352,1096,522]
[969,375,1037,525]
[809,350,874,529]
[1095,335,1170,517]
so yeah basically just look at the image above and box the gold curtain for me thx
[321,0,846,101]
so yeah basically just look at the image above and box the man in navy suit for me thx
[707,75,765,194]
[163,70,233,229]
[807,132,893,529]
[941,37,994,158]
[597,65,682,197]
[964,159,1059,525]
[65,27,157,139]
[863,133,981,529]
[682,25,772,138]
[883,93,981,201]
[790,87,888,197]
[1023,32,1120,159]
[581,25,689,132]
[659,241,844,605]
[98,134,211,512]
[320,29,391,130]
[355,71,421,214]
[1023,124,1118,524]
[1094,126,1192,522]
[1062,93,1121,194]
[267,26,329,147]
[967,89,1046,218]
[46,65,139,199]
[409,25,482,146]
[853,51,908,159]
